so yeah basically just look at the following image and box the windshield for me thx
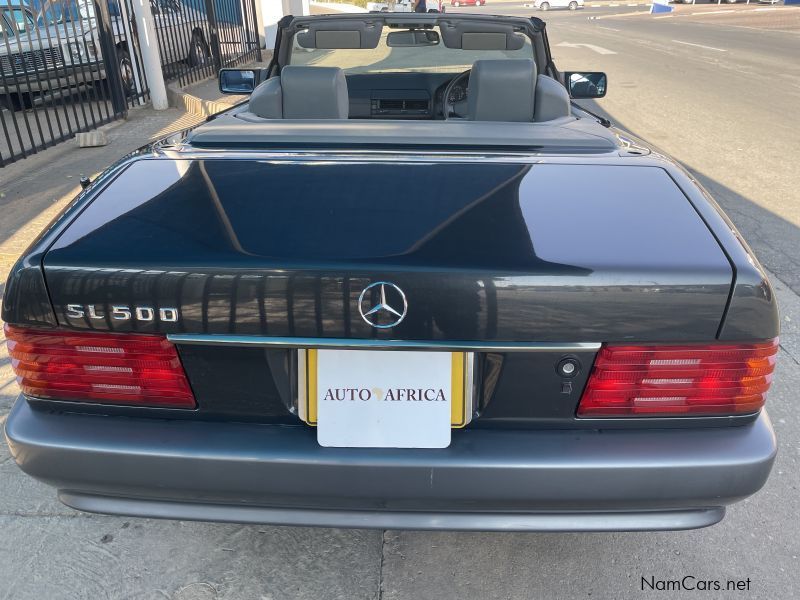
[289,26,534,75]
[1,8,35,34]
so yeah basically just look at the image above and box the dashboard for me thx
[345,72,466,120]
[447,83,467,105]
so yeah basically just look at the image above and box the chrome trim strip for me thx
[463,351,475,427]
[297,350,307,423]
[155,148,623,164]
[167,335,601,352]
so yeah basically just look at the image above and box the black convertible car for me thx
[3,12,779,531]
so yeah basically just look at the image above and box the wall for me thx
[263,0,309,49]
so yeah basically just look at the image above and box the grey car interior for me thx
[292,18,526,51]
[468,59,538,122]
[438,20,527,50]
[246,61,570,123]
[295,19,384,49]
[248,66,350,120]
[534,74,572,122]
[237,14,577,125]
[188,114,617,151]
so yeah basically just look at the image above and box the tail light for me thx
[577,339,778,418]
[5,324,195,409]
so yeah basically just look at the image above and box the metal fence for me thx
[1,0,260,167]
[148,0,261,87]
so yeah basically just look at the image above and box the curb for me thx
[167,80,240,118]
[167,55,272,118]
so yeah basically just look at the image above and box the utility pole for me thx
[130,0,168,110]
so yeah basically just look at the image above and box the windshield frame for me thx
[271,13,554,80]
[287,24,536,75]
[1,6,36,35]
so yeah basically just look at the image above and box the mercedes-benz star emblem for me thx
[358,282,408,329]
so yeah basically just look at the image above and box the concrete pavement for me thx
[1,8,800,599]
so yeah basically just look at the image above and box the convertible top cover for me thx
[187,113,619,152]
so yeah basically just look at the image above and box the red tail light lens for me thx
[577,339,778,417]
[5,324,196,409]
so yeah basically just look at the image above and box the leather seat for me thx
[249,66,349,119]
[467,59,571,122]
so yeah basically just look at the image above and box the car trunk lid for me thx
[42,158,732,342]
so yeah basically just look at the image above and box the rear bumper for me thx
[5,397,777,531]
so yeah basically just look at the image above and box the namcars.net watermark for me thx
[642,576,752,592]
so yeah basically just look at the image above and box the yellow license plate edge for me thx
[451,351,467,428]
[304,350,467,427]
[307,348,318,425]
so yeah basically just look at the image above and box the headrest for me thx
[282,66,349,119]
[534,74,571,122]
[468,59,537,122]
[248,66,349,120]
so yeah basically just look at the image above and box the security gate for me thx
[148,0,261,87]
[1,0,260,166]
[0,0,132,165]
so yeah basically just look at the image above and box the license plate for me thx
[299,349,471,448]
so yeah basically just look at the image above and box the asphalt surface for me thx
[1,4,800,599]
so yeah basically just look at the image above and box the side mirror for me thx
[219,69,261,94]
[386,29,440,47]
[565,72,607,99]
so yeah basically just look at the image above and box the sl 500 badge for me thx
[65,304,179,322]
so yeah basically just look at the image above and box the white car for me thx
[533,0,584,10]
[366,0,415,11]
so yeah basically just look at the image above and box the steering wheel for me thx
[442,69,471,120]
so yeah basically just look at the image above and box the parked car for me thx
[451,0,486,6]
[534,0,584,10]
[1,0,221,107]
[367,0,448,10]
[140,0,212,67]
[102,0,217,89]
[366,0,414,11]
[0,1,103,107]
[4,11,779,532]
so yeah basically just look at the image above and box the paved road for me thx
[1,6,799,600]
